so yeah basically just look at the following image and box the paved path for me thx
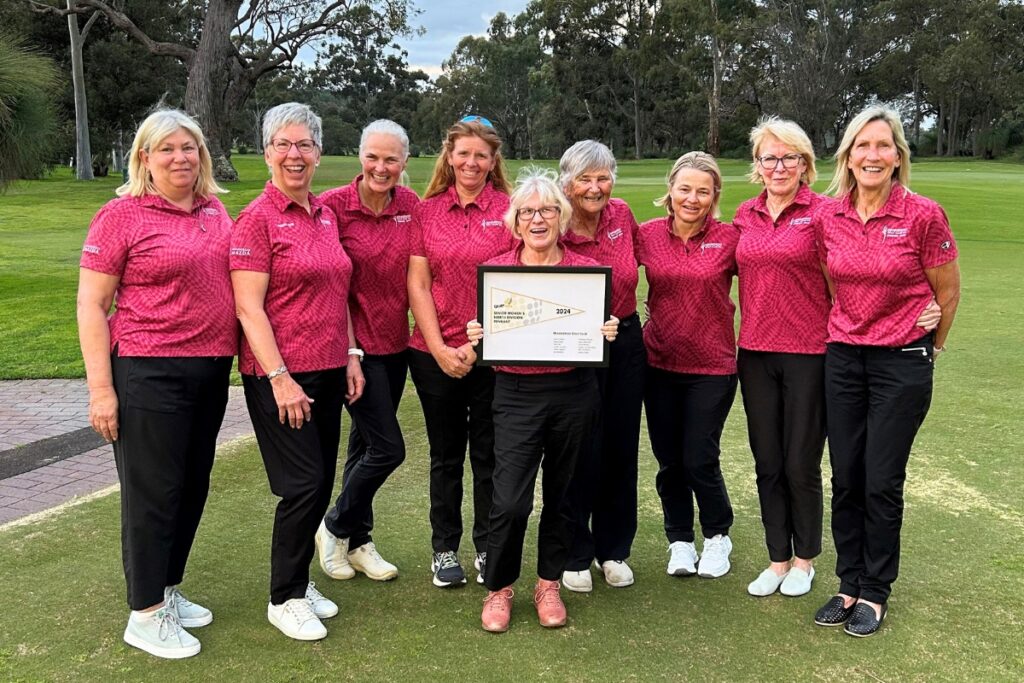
[0,379,253,526]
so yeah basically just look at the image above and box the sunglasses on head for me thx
[459,115,494,128]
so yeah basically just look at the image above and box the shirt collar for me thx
[837,181,908,220]
[347,175,400,218]
[263,180,322,214]
[139,192,213,213]
[667,215,716,242]
[562,203,615,245]
[752,183,814,216]
[445,183,497,212]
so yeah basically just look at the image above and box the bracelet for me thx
[266,365,288,380]
[348,348,365,360]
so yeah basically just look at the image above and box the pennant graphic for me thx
[488,288,585,333]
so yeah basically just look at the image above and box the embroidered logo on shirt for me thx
[882,226,908,240]
[276,222,294,228]
[790,217,812,226]
[607,227,624,241]
[202,207,220,216]
[940,240,951,250]
[701,242,723,254]
[82,244,100,255]
[320,218,333,227]
[231,247,251,256]
[481,219,504,228]
[395,214,412,223]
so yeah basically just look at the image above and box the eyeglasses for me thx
[460,115,494,128]
[757,154,803,170]
[517,206,560,221]
[270,138,318,154]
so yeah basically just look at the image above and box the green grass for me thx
[1,159,1022,680]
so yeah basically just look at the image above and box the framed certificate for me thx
[476,265,612,367]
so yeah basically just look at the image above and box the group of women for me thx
[77,101,959,657]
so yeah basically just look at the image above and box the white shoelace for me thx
[154,608,185,643]
[305,581,327,603]
[435,551,459,570]
[285,597,318,624]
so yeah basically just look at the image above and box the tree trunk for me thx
[948,93,960,157]
[633,77,642,160]
[68,0,94,181]
[184,0,243,182]
[912,71,922,149]
[936,98,945,156]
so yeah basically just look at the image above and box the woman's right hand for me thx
[467,319,483,346]
[88,385,119,443]
[434,345,473,379]
[270,373,314,429]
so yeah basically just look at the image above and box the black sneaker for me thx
[814,596,856,626]
[431,551,467,587]
[844,603,887,637]
[474,552,486,585]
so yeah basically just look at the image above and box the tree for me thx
[0,33,62,189]
[35,0,413,180]
[65,0,101,179]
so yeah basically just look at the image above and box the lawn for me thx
[0,157,1022,680]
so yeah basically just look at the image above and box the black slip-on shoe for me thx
[844,603,887,637]
[814,596,856,626]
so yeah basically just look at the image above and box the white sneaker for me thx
[667,541,699,576]
[697,535,733,578]
[268,598,327,641]
[747,567,788,597]
[780,566,815,597]
[599,560,635,588]
[305,581,338,619]
[316,520,354,580]
[561,569,593,593]
[348,542,398,581]
[123,607,200,659]
[164,586,212,628]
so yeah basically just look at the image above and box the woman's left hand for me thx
[346,357,365,403]
[916,297,942,330]
[601,315,620,342]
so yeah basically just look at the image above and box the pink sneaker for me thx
[534,579,566,628]
[481,587,514,633]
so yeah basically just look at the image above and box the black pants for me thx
[565,313,644,569]
[738,349,826,562]
[111,353,231,610]
[408,348,496,554]
[825,337,934,604]
[644,367,736,543]
[244,368,345,604]
[324,352,407,549]
[484,370,599,590]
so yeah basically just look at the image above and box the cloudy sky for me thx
[399,1,531,78]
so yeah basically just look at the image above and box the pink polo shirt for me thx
[80,193,238,357]
[734,184,830,354]
[636,216,739,375]
[230,182,352,375]
[815,183,958,347]
[561,198,640,319]
[485,245,601,375]
[321,176,419,355]
[409,184,514,352]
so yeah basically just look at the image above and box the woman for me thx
[316,120,419,582]
[557,140,643,592]
[814,105,960,636]
[231,102,364,641]
[407,117,513,588]
[636,152,738,581]
[78,109,236,659]
[466,169,619,632]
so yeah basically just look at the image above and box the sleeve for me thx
[409,202,427,258]
[80,202,131,276]
[622,200,641,239]
[633,223,647,266]
[230,204,272,273]
[919,203,958,269]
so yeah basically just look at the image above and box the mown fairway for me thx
[0,158,1021,680]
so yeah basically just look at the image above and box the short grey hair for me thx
[262,102,323,150]
[503,166,573,237]
[558,140,618,192]
[360,119,409,159]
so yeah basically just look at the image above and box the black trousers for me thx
[324,352,407,549]
[825,337,934,604]
[644,367,737,543]
[738,349,826,562]
[111,353,231,610]
[408,348,496,554]
[244,368,345,604]
[565,313,644,569]
[484,370,599,590]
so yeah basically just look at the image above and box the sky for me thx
[399,1,531,78]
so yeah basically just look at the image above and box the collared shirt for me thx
[636,216,739,375]
[80,193,238,357]
[485,244,601,375]
[230,181,352,375]
[561,198,640,319]
[734,184,830,354]
[321,176,420,355]
[409,183,514,352]
[815,182,958,347]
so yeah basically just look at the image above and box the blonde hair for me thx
[747,116,817,185]
[828,105,911,197]
[423,120,512,199]
[654,151,722,219]
[118,109,225,198]
[503,167,573,238]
